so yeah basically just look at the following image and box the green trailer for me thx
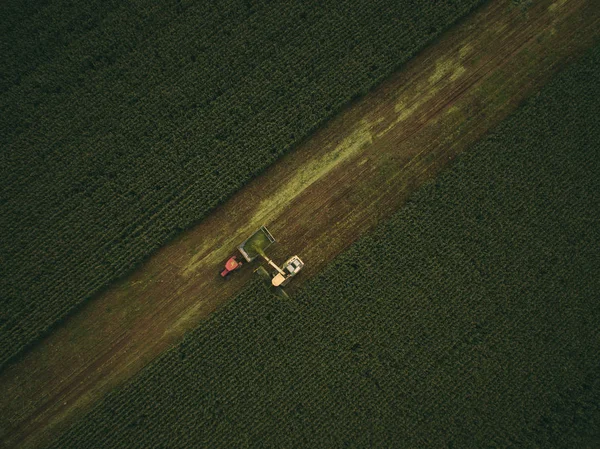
[237,225,276,262]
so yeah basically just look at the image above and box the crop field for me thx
[0,0,487,369]
[48,42,600,448]
[1,1,598,446]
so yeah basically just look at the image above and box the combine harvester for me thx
[220,225,304,292]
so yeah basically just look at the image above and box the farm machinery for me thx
[220,225,304,288]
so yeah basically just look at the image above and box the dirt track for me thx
[1,0,598,447]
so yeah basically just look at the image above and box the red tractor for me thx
[220,255,243,278]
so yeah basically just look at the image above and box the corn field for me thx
[49,42,600,448]
[0,0,485,368]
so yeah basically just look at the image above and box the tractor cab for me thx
[220,256,242,278]
[284,256,303,275]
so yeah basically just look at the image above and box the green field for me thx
[0,0,486,369]
[49,42,600,448]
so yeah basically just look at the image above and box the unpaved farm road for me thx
[1,0,598,447]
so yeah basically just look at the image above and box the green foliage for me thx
[510,0,533,9]
[50,43,600,448]
[0,0,486,369]
[241,227,273,259]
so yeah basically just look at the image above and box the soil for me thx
[1,0,598,447]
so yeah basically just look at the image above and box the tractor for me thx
[220,255,243,278]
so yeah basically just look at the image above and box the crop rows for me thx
[50,43,600,448]
[0,0,486,369]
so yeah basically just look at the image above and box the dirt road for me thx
[1,0,598,447]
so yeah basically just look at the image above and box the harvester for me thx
[220,225,304,287]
